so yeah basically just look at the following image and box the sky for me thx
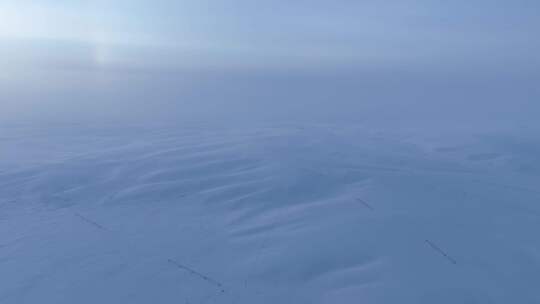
[1,1,539,126]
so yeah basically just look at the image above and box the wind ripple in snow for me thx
[1,124,540,303]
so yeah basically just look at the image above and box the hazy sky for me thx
[1,1,539,125]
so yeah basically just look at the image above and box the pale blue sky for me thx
[2,0,539,70]
[1,1,539,124]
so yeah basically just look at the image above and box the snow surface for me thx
[1,123,540,303]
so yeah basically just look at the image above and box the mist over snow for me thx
[1,1,540,303]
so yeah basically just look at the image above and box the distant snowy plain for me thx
[1,123,539,303]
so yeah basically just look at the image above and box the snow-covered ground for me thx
[1,123,539,303]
